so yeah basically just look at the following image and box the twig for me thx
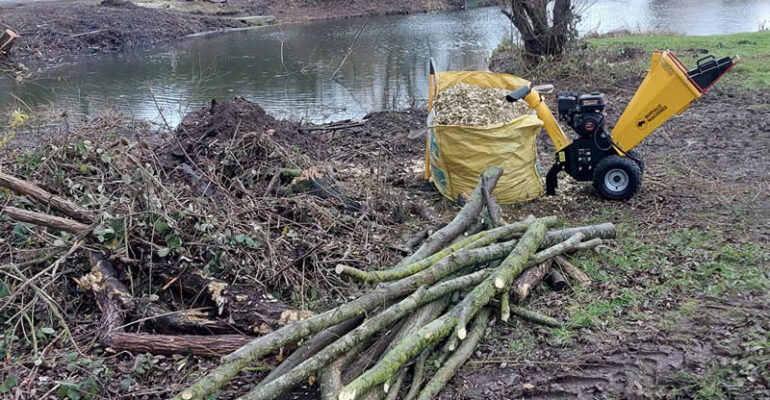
[330,22,367,80]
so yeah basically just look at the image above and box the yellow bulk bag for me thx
[427,71,544,204]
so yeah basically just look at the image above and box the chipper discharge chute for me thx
[505,50,737,200]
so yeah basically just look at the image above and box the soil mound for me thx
[173,97,299,159]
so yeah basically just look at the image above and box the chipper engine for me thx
[506,50,737,200]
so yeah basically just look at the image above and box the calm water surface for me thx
[2,0,768,125]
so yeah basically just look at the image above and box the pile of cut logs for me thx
[170,166,614,400]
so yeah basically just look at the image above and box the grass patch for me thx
[587,30,770,90]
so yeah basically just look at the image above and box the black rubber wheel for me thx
[624,149,645,173]
[593,155,642,200]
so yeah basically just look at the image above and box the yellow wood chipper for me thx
[505,50,737,200]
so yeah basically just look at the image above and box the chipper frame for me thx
[507,50,737,200]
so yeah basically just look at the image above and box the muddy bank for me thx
[0,0,464,71]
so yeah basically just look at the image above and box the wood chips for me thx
[433,82,534,126]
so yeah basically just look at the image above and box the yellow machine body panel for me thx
[611,50,703,152]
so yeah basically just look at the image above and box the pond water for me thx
[2,0,768,126]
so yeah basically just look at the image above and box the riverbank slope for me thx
[0,0,464,71]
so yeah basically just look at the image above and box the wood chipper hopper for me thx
[504,50,738,200]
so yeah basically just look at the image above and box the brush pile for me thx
[432,82,533,126]
[0,99,416,366]
[170,166,614,400]
[1,98,612,399]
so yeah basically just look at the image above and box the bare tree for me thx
[501,0,575,58]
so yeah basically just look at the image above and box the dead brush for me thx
[0,104,408,373]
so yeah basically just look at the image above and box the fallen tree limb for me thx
[103,333,255,357]
[0,171,95,223]
[509,305,562,327]
[415,308,491,400]
[2,206,90,235]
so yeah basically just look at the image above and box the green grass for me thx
[587,30,770,90]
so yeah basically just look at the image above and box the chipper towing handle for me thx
[507,50,738,200]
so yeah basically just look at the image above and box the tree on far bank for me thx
[500,0,576,59]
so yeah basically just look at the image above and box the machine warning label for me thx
[643,104,668,125]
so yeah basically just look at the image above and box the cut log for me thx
[0,29,18,54]
[509,305,562,327]
[545,267,567,291]
[2,206,89,235]
[554,255,592,286]
[0,171,96,223]
[500,290,511,322]
[512,263,549,303]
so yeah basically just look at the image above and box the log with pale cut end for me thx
[383,369,405,400]
[237,271,491,400]
[337,221,529,283]
[396,166,503,268]
[415,308,491,400]
[509,305,562,327]
[512,263,549,303]
[433,334,458,368]
[554,255,592,286]
[500,290,511,322]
